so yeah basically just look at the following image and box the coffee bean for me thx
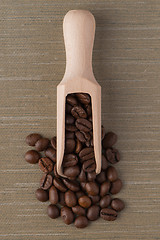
[110,179,122,194]
[85,182,99,196]
[35,188,49,202]
[75,93,90,105]
[62,154,78,168]
[26,133,42,146]
[100,181,111,197]
[65,131,75,139]
[61,206,74,225]
[53,164,59,178]
[63,179,80,192]
[71,106,87,119]
[40,174,53,190]
[75,131,91,143]
[100,208,117,221]
[87,205,100,221]
[106,148,120,164]
[35,138,50,151]
[63,165,80,178]
[79,147,94,162]
[45,147,56,162]
[75,139,82,154]
[78,169,87,182]
[74,216,88,228]
[66,95,78,106]
[47,204,60,219]
[66,103,72,113]
[39,157,54,173]
[76,191,85,199]
[51,136,56,150]
[65,124,77,132]
[25,150,41,164]
[106,166,118,182]
[83,159,96,173]
[89,195,100,204]
[78,196,91,208]
[101,125,105,140]
[87,171,96,181]
[80,182,86,191]
[101,155,108,170]
[75,118,92,132]
[59,192,66,206]
[111,198,125,211]
[102,132,117,149]
[53,177,67,192]
[65,139,76,153]
[66,114,75,124]
[99,195,111,208]
[84,104,92,116]
[65,190,77,207]
[49,186,58,205]
[72,205,86,216]
[96,171,107,184]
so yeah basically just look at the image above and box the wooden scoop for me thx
[57,10,101,177]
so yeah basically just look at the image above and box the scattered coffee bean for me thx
[100,208,117,221]
[106,148,120,164]
[85,182,99,196]
[49,186,58,205]
[62,154,78,168]
[78,168,87,182]
[102,132,117,149]
[61,206,74,225]
[89,195,100,204]
[76,191,85,199]
[59,192,66,206]
[63,165,80,178]
[47,204,59,219]
[63,179,80,192]
[45,147,56,162]
[87,205,100,221]
[40,174,53,190]
[99,195,111,208]
[100,181,111,197]
[101,155,108,170]
[83,159,96,173]
[79,147,94,162]
[35,138,50,151]
[74,216,88,228]
[106,166,118,182]
[96,171,107,184]
[78,196,91,208]
[72,205,86,216]
[53,177,67,192]
[110,179,122,194]
[111,198,125,211]
[26,133,42,146]
[39,157,54,173]
[65,190,77,207]
[25,150,40,164]
[87,171,96,181]
[35,188,49,202]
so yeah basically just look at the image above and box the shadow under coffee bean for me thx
[25,93,125,228]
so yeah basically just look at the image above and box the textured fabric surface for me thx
[0,0,160,239]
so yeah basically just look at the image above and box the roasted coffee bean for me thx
[65,131,75,139]
[111,198,125,211]
[85,182,99,196]
[87,171,96,181]
[75,118,92,132]
[96,171,107,184]
[102,132,117,149]
[83,159,96,173]
[79,147,94,162]
[51,136,56,150]
[99,195,112,208]
[64,165,80,178]
[84,104,92,116]
[35,188,49,202]
[72,205,86,216]
[25,150,41,164]
[65,190,77,207]
[78,196,91,208]
[106,148,120,164]
[45,147,56,162]
[71,106,87,119]
[66,103,73,113]
[47,204,60,219]
[110,179,122,194]
[75,131,90,143]
[106,166,118,182]
[39,157,54,173]
[101,125,105,140]
[59,192,66,206]
[61,206,74,225]
[63,179,80,192]
[53,164,59,178]
[80,182,86,191]
[87,205,100,221]
[100,208,117,221]
[75,93,90,105]
[89,195,100,204]
[101,155,108,170]
[40,174,53,190]
[65,139,76,153]
[26,133,42,146]
[100,181,111,197]
[75,139,82,153]
[78,169,87,182]
[49,186,58,205]
[76,191,85,199]
[74,216,88,228]
[65,124,77,132]
[63,154,78,168]
[85,140,92,147]
[66,95,78,106]
[53,177,67,192]
[66,114,75,124]
[35,138,50,151]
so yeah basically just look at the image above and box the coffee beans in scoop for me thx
[25,93,125,228]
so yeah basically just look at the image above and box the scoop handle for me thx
[63,10,95,80]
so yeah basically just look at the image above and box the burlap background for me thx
[0,0,160,239]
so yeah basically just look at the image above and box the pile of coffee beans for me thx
[25,93,124,228]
